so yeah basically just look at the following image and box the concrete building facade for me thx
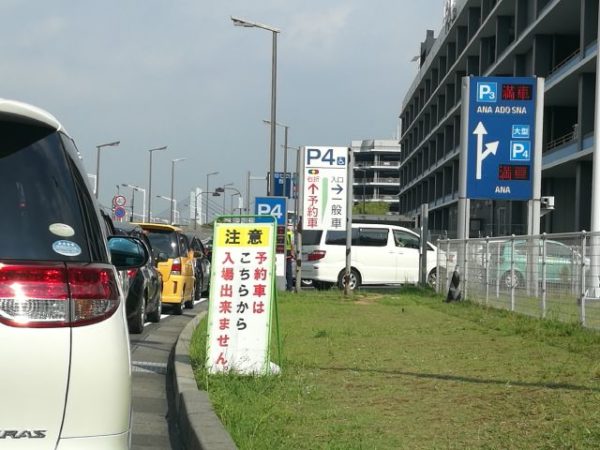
[398,0,598,237]
[351,139,401,212]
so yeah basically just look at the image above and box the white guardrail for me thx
[436,231,600,330]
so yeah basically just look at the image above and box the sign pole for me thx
[344,148,353,296]
[457,77,471,262]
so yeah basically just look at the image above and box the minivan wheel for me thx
[337,268,361,291]
[185,286,195,309]
[427,269,437,289]
[148,298,161,323]
[129,297,146,334]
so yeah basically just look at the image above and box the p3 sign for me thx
[255,196,287,226]
[476,82,497,102]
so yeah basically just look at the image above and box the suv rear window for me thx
[145,230,179,258]
[302,230,323,246]
[0,121,89,261]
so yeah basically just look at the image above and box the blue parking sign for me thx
[476,82,497,102]
[510,141,531,161]
[512,124,530,139]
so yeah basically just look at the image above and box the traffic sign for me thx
[113,195,127,207]
[466,76,536,200]
[255,196,287,226]
[273,172,295,198]
[301,146,349,231]
[114,206,126,219]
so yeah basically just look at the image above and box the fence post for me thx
[485,237,490,305]
[580,231,587,326]
[510,235,515,312]
[436,239,441,295]
[496,242,500,299]
[464,239,469,300]
[541,233,547,319]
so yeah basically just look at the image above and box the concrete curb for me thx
[168,310,237,450]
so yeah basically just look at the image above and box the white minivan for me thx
[301,222,437,290]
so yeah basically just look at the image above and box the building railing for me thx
[355,161,401,168]
[546,130,576,151]
[436,231,600,330]
[547,48,581,77]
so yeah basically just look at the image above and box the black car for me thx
[186,234,211,300]
[115,222,164,333]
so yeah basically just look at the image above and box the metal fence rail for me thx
[437,231,600,330]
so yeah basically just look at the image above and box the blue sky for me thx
[0,0,443,219]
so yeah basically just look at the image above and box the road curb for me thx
[168,310,237,450]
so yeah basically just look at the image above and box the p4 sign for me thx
[301,146,349,231]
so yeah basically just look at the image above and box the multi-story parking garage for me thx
[398,0,598,237]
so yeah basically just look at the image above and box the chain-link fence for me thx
[436,232,600,330]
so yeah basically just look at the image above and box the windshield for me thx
[302,230,323,246]
[145,230,179,258]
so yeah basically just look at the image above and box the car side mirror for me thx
[107,236,149,270]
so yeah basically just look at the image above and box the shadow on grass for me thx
[317,365,600,392]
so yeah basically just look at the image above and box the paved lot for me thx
[130,300,207,450]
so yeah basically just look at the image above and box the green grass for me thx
[190,287,600,449]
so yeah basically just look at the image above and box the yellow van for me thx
[137,223,195,314]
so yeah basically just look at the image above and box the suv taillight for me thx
[127,268,138,280]
[0,262,120,328]
[171,258,182,275]
[307,250,326,262]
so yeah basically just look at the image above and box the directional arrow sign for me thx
[466,76,536,200]
[332,184,343,195]
[473,122,499,180]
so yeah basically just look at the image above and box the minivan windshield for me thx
[0,122,89,261]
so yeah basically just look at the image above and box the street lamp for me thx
[264,119,289,198]
[205,171,219,224]
[230,192,242,215]
[232,16,280,196]
[216,183,234,214]
[122,183,146,222]
[170,158,186,224]
[95,140,120,199]
[147,146,168,222]
[156,195,178,224]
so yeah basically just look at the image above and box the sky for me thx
[0,0,444,220]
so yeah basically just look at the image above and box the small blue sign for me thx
[467,76,536,200]
[273,172,295,198]
[476,82,498,102]
[255,196,287,226]
[510,141,531,161]
[511,124,530,139]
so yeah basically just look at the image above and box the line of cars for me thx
[109,221,211,333]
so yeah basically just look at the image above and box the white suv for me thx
[0,100,148,448]
[301,222,437,290]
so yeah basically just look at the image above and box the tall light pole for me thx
[232,16,280,196]
[205,171,219,224]
[95,140,120,200]
[264,119,289,197]
[170,158,186,224]
[246,172,267,214]
[147,146,168,222]
[216,183,234,214]
[122,183,146,222]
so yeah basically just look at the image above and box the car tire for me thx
[194,277,202,300]
[502,270,523,289]
[427,268,437,289]
[337,268,361,291]
[172,301,183,315]
[129,296,145,334]
[147,297,161,323]
[185,285,195,309]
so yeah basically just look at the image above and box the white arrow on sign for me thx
[474,121,499,180]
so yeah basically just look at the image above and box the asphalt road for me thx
[129,299,207,450]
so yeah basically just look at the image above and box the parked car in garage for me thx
[114,222,164,333]
[137,223,195,314]
[0,99,147,448]
[186,233,211,300]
